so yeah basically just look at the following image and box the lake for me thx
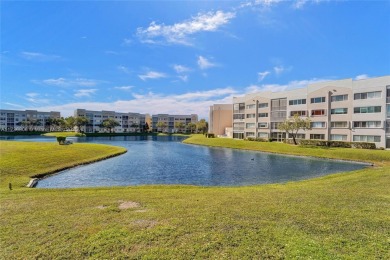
[2,135,368,187]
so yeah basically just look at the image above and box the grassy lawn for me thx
[0,136,389,259]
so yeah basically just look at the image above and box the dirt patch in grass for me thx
[133,219,157,229]
[118,201,141,209]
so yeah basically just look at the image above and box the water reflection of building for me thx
[229,76,390,148]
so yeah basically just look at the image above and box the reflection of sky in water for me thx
[4,135,367,188]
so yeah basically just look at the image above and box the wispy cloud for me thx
[32,77,102,87]
[173,64,191,73]
[24,92,51,104]
[138,71,167,81]
[177,75,189,82]
[74,89,97,98]
[273,65,292,75]
[355,74,369,80]
[198,56,217,70]
[246,78,332,93]
[20,51,61,61]
[117,66,132,74]
[136,11,236,45]
[114,86,134,91]
[258,71,270,81]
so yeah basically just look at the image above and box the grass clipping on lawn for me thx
[0,136,389,259]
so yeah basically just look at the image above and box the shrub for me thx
[246,137,268,142]
[56,136,66,145]
[299,139,376,149]
[75,133,86,137]
[352,142,376,149]
[205,133,215,138]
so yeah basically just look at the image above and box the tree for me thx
[196,119,208,134]
[20,118,40,131]
[278,114,312,145]
[143,122,150,133]
[156,121,168,133]
[174,122,185,133]
[74,116,89,133]
[64,116,75,131]
[101,118,120,133]
[187,122,197,133]
[130,123,139,132]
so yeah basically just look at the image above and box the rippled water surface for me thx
[3,135,368,187]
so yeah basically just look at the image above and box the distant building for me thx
[151,114,198,133]
[232,76,390,148]
[208,104,233,136]
[74,109,149,133]
[0,109,61,132]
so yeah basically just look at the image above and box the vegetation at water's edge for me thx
[0,136,389,259]
[42,131,86,137]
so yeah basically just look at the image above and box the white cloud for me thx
[355,74,369,80]
[31,87,237,119]
[74,89,97,98]
[20,51,61,61]
[117,66,132,74]
[198,56,217,70]
[138,71,167,81]
[273,65,292,75]
[258,71,270,81]
[24,93,50,104]
[136,11,236,45]
[177,75,189,82]
[246,78,332,93]
[173,64,191,73]
[32,77,101,87]
[114,86,134,91]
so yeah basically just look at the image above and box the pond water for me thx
[2,135,368,187]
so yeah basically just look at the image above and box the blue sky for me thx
[1,0,389,118]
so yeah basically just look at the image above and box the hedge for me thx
[297,139,376,149]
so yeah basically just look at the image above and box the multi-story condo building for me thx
[74,109,149,133]
[233,76,390,148]
[208,104,233,136]
[0,109,61,132]
[151,114,198,133]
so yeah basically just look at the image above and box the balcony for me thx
[387,97,390,103]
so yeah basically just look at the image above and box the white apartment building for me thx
[151,114,198,133]
[74,109,149,133]
[233,76,390,148]
[0,109,61,132]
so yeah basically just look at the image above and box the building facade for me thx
[151,114,198,133]
[74,109,149,133]
[0,109,61,132]
[233,76,390,148]
[208,104,233,136]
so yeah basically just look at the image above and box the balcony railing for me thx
[387,97,390,103]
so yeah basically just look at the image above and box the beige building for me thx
[232,76,390,148]
[0,109,61,132]
[74,109,149,133]
[209,104,233,136]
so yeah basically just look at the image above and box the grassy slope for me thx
[0,136,389,259]
[42,131,85,137]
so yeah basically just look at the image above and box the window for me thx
[310,134,325,140]
[258,113,268,117]
[353,121,381,128]
[246,104,256,109]
[246,132,255,137]
[271,111,286,118]
[233,114,245,120]
[354,91,381,100]
[310,97,326,103]
[289,99,306,105]
[233,122,244,131]
[330,135,347,141]
[331,108,348,114]
[288,133,305,139]
[311,109,326,116]
[246,123,256,129]
[270,122,282,129]
[331,121,348,128]
[258,122,268,128]
[290,111,306,117]
[258,132,268,138]
[353,106,381,113]
[246,113,256,118]
[233,103,245,113]
[353,135,381,142]
[311,122,326,128]
[259,103,268,108]
[331,94,348,102]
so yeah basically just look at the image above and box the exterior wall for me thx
[74,109,148,133]
[232,76,390,148]
[151,114,198,133]
[0,109,61,132]
[209,104,232,136]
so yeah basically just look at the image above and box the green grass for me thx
[42,131,86,137]
[0,136,389,259]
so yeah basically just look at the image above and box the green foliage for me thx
[56,136,66,145]
[205,133,215,138]
[245,137,268,142]
[196,119,208,134]
[278,114,311,145]
[101,118,120,133]
[299,139,376,149]
[43,132,86,137]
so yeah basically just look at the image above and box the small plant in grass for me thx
[56,136,66,145]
